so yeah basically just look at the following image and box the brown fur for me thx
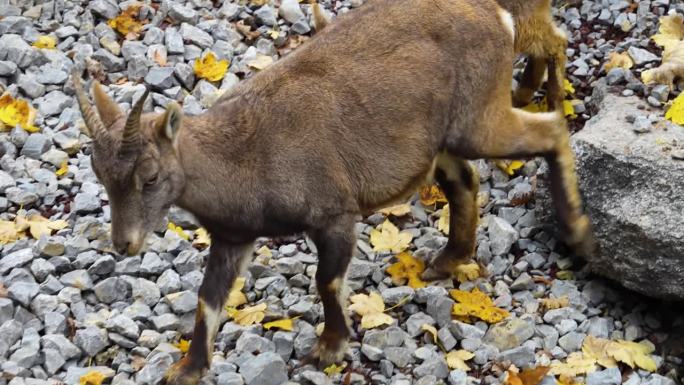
[497,0,569,111]
[72,1,592,384]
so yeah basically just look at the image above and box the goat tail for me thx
[310,0,329,32]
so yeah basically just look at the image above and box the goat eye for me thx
[144,174,158,187]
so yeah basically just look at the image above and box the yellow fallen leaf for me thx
[263,317,299,331]
[226,277,248,308]
[256,245,272,257]
[55,160,68,177]
[0,221,22,244]
[665,92,684,124]
[550,352,598,377]
[14,214,68,240]
[564,79,576,95]
[348,292,394,329]
[79,370,107,385]
[370,220,413,253]
[248,55,274,70]
[564,100,578,119]
[651,13,684,53]
[107,5,144,37]
[386,251,426,289]
[539,296,570,311]
[419,184,448,207]
[603,51,634,72]
[437,204,449,234]
[496,160,525,176]
[378,203,412,217]
[522,98,548,113]
[445,350,474,371]
[33,35,56,49]
[173,339,190,353]
[450,288,510,324]
[582,335,617,368]
[0,94,39,133]
[454,263,480,283]
[227,303,267,326]
[605,340,657,371]
[421,324,445,351]
[194,52,229,82]
[323,362,347,375]
[556,270,574,280]
[251,0,269,5]
[193,227,211,249]
[557,376,583,385]
[505,366,550,385]
[643,14,684,89]
[167,222,190,241]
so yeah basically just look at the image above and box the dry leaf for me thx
[582,335,618,368]
[605,340,657,371]
[666,92,684,124]
[12,214,68,241]
[256,245,272,257]
[437,204,449,234]
[550,352,598,377]
[522,98,548,113]
[323,362,347,375]
[173,339,190,353]
[263,317,299,331]
[0,94,39,133]
[0,220,23,244]
[603,51,634,72]
[167,222,190,241]
[193,227,211,249]
[386,251,426,289]
[454,263,480,283]
[496,160,526,176]
[194,52,229,82]
[370,220,413,253]
[419,184,448,207]
[226,303,267,326]
[378,203,412,217]
[55,160,68,177]
[33,35,56,49]
[348,292,395,329]
[79,370,107,385]
[151,46,167,66]
[248,55,274,70]
[564,79,576,95]
[421,324,444,351]
[652,13,684,52]
[450,288,510,324]
[563,100,578,119]
[539,296,570,311]
[504,366,550,385]
[107,5,144,37]
[445,350,474,371]
[643,14,684,89]
[226,277,248,308]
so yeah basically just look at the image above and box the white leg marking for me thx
[497,7,516,42]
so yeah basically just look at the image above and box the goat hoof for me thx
[566,215,596,257]
[313,331,349,367]
[421,267,450,282]
[157,358,203,385]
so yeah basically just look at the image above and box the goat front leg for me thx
[422,154,481,281]
[160,239,253,385]
[512,56,547,108]
[310,215,356,365]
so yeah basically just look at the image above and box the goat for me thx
[497,0,569,111]
[72,0,592,384]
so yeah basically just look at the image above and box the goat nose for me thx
[116,242,130,255]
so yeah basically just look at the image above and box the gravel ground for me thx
[0,1,683,385]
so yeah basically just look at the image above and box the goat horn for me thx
[71,71,112,145]
[120,89,149,154]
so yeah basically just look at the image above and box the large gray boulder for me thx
[539,93,684,300]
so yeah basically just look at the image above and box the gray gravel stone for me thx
[239,351,288,385]
[587,367,622,385]
[74,326,109,356]
[489,217,519,255]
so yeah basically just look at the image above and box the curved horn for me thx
[71,71,112,145]
[119,89,149,154]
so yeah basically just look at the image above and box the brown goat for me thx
[497,0,569,111]
[72,0,592,384]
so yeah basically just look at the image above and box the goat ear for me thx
[160,102,183,141]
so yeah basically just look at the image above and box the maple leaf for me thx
[539,296,570,311]
[651,13,684,52]
[11,214,68,241]
[496,160,526,176]
[264,317,299,331]
[419,184,448,207]
[437,204,449,234]
[0,220,23,244]
[386,251,426,289]
[549,352,598,377]
[33,35,56,49]
[605,340,657,371]
[665,92,684,124]
[167,222,190,241]
[505,366,550,385]
[193,228,211,249]
[445,350,474,371]
[378,203,412,217]
[582,335,618,368]
[564,79,576,95]
[454,263,480,283]
[79,370,107,385]
[226,303,267,326]
[226,277,248,308]
[0,94,39,133]
[173,339,190,353]
[522,98,548,113]
[370,220,413,253]
[55,160,68,177]
[421,324,445,351]
[450,288,510,324]
[248,55,275,71]
[348,292,395,329]
[603,51,634,72]
[563,100,579,119]
[107,5,144,38]
[323,362,347,375]
[643,14,684,90]
[194,52,229,82]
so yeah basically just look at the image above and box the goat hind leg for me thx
[422,154,481,281]
[310,215,356,366]
[160,240,252,385]
[512,56,547,108]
